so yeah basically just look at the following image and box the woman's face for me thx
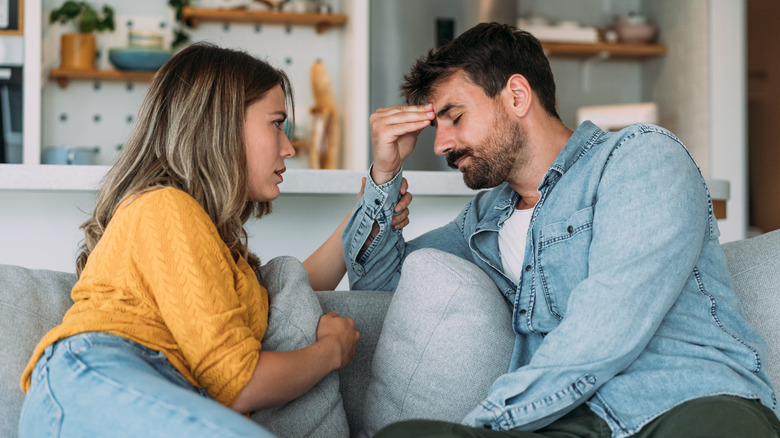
[245,84,295,202]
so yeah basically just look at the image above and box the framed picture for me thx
[0,0,22,35]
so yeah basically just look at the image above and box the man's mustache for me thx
[446,148,473,169]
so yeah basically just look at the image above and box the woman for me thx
[18,43,411,437]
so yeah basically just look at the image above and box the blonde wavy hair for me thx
[76,43,294,276]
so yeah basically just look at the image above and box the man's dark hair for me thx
[401,22,560,119]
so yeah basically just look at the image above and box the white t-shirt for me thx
[498,207,533,285]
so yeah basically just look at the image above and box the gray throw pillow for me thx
[250,256,350,438]
[722,229,780,392]
[359,248,515,437]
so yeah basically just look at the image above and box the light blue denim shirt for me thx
[342,121,778,437]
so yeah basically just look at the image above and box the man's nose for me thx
[433,126,453,156]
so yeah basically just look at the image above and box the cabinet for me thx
[3,1,384,194]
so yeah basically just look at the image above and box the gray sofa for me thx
[2,229,780,437]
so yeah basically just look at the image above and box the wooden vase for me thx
[60,33,97,70]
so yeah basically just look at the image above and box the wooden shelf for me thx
[49,68,157,88]
[541,41,666,59]
[181,7,347,33]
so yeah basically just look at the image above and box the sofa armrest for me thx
[0,265,76,438]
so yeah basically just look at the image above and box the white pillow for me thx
[359,248,515,437]
[250,256,349,438]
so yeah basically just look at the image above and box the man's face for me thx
[429,71,528,190]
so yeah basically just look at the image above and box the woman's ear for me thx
[503,74,532,118]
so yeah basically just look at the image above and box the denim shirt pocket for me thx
[538,206,595,320]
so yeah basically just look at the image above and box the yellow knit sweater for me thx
[21,187,269,407]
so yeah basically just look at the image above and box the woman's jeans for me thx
[19,332,273,438]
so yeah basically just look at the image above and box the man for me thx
[341,22,780,437]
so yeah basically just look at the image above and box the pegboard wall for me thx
[41,0,344,167]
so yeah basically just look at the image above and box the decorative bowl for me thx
[614,22,658,44]
[108,47,173,72]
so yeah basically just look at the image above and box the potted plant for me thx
[50,1,115,70]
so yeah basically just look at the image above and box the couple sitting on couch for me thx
[18,23,780,438]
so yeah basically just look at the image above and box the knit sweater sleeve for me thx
[128,188,264,406]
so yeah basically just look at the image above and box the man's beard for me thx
[446,111,528,190]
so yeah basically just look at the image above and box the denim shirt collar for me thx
[488,121,605,223]
[539,121,605,192]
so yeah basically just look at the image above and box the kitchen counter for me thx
[0,165,730,218]
[0,164,475,196]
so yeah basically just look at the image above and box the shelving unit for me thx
[181,7,347,34]
[542,41,666,59]
[49,68,156,88]
[45,7,348,89]
[46,40,666,89]
[23,2,668,198]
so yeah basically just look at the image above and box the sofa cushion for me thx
[358,248,516,437]
[0,264,76,438]
[249,256,349,438]
[722,229,780,392]
[318,289,393,436]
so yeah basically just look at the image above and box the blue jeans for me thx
[19,332,273,437]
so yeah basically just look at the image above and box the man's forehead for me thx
[429,71,483,113]
[428,70,479,107]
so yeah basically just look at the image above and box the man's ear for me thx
[503,74,532,118]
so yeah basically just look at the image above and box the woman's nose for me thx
[283,135,296,158]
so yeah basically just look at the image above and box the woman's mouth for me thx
[274,167,286,183]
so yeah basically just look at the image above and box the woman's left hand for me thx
[392,177,412,230]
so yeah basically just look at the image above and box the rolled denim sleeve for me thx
[342,167,407,291]
[464,130,711,431]
[342,167,476,292]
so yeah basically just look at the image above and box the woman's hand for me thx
[357,176,413,231]
[231,312,360,413]
[393,177,412,230]
[316,312,360,370]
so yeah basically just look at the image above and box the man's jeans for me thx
[377,395,780,438]
[19,332,273,438]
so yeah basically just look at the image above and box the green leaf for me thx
[49,1,115,33]
[79,7,98,32]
